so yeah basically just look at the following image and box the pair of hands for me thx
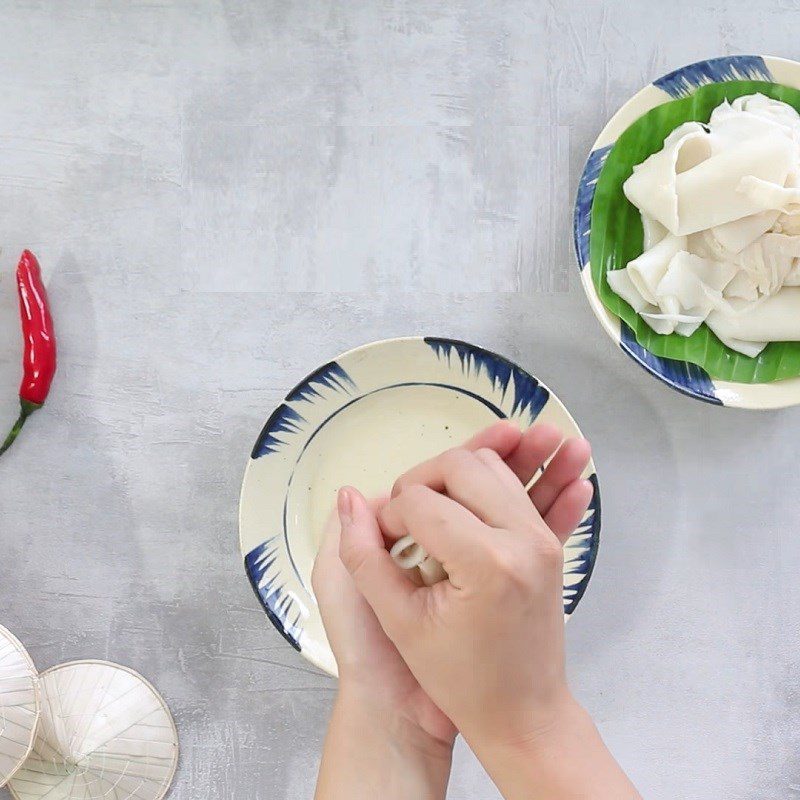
[312,420,593,753]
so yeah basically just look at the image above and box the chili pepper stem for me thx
[0,400,41,457]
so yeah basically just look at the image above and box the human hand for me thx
[336,420,592,750]
[312,421,538,749]
[313,494,457,749]
[319,419,638,799]
[337,422,638,798]
[313,497,455,800]
[315,421,561,799]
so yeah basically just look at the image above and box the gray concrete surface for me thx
[1,2,799,798]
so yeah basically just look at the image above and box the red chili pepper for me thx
[0,250,57,456]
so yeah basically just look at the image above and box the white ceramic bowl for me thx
[239,337,601,675]
[574,54,800,409]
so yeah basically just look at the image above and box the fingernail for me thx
[337,487,353,525]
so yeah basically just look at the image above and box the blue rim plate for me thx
[574,54,800,409]
[239,337,601,676]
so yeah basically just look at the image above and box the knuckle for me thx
[391,474,410,497]
[486,544,523,579]
[348,549,380,584]
[441,447,473,471]
[475,446,502,464]
[338,539,364,574]
[516,514,550,541]
[376,502,391,531]
[484,541,541,592]
[398,483,429,507]
[432,509,460,537]
[480,534,563,594]
[535,537,564,569]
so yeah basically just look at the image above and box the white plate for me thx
[574,54,800,408]
[239,337,600,676]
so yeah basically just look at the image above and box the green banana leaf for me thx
[591,80,800,383]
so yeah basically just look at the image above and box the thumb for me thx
[338,486,418,634]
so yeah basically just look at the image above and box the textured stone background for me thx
[1,2,800,798]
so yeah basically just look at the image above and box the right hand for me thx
[336,421,593,751]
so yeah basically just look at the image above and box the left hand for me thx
[313,488,457,747]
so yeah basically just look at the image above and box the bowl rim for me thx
[574,54,800,409]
